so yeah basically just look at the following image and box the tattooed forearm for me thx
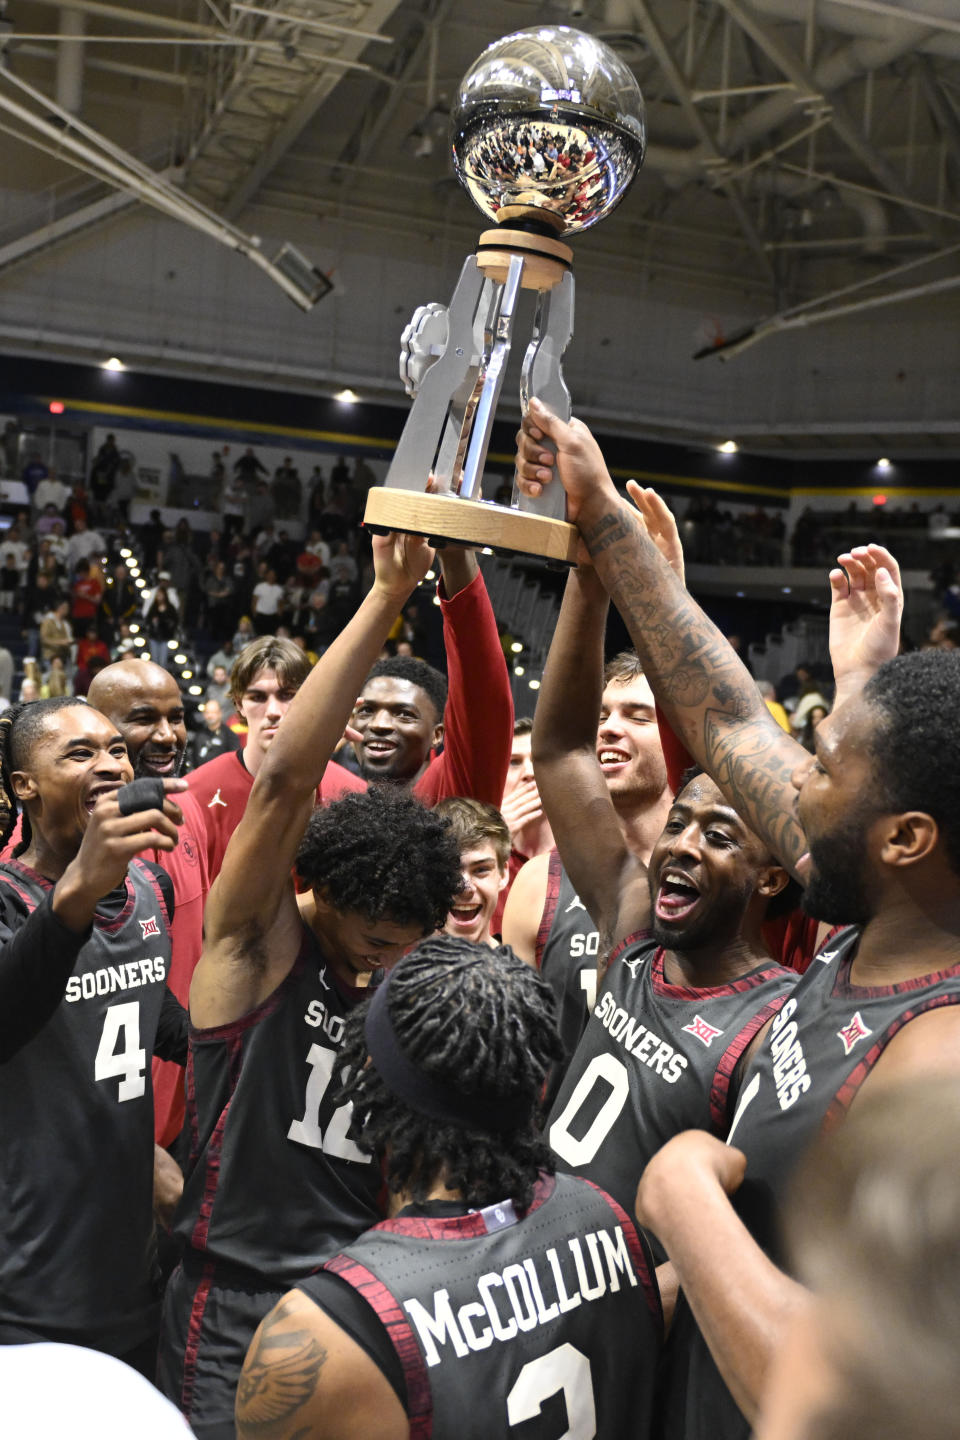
[236,1297,328,1438]
[578,497,809,873]
[705,712,807,871]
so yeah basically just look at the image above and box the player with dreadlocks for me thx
[237,937,663,1440]
[157,532,464,1439]
[0,694,188,1371]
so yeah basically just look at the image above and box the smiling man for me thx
[350,547,512,807]
[157,533,462,1439]
[434,796,510,947]
[0,696,187,1370]
[88,658,211,1147]
[546,766,798,1257]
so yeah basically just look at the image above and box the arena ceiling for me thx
[2,0,960,457]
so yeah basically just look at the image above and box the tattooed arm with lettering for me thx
[532,563,650,959]
[516,400,902,882]
[237,1290,407,1440]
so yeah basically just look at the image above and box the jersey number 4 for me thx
[287,1043,367,1162]
[94,1000,146,1102]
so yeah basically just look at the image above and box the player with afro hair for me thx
[296,788,462,936]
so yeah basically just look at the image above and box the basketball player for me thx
[351,546,513,805]
[434,796,510,946]
[502,566,672,1093]
[516,398,960,1436]
[88,658,210,1148]
[187,634,365,881]
[0,696,186,1371]
[237,939,663,1440]
[158,532,463,1438]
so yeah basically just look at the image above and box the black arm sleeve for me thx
[155,987,189,1066]
[0,894,90,1064]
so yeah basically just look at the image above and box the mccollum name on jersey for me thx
[404,1220,638,1368]
[593,987,687,1085]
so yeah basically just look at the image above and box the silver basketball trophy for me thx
[364,25,646,563]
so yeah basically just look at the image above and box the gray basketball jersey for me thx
[0,858,173,1352]
[307,1171,662,1440]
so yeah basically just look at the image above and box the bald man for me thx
[88,660,210,1148]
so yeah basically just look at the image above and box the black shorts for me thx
[157,1257,285,1439]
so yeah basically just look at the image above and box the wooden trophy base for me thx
[364,487,580,566]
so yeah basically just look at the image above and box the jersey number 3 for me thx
[94,1000,146,1102]
[288,1043,367,1162]
[507,1344,596,1438]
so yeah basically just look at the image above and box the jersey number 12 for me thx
[288,1043,367,1162]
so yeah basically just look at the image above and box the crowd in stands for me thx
[0,429,415,765]
[680,495,786,565]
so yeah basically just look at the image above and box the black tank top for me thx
[537,851,600,1106]
[303,1171,662,1440]
[663,926,960,1440]
[0,858,172,1352]
[175,926,382,1284]
[547,935,797,1226]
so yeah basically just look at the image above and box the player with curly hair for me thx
[237,939,663,1440]
[157,533,464,1439]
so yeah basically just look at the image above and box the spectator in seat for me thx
[188,698,240,770]
[39,599,73,666]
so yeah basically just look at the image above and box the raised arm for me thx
[517,401,809,877]
[533,564,647,947]
[415,548,514,806]
[200,533,432,961]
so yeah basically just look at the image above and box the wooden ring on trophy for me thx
[365,487,580,565]
[476,227,574,291]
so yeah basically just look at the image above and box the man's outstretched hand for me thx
[829,543,903,699]
[626,481,686,586]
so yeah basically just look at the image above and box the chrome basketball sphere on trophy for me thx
[364,25,646,563]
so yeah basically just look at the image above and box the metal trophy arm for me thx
[364,221,581,563]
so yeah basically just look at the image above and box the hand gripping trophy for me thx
[363,25,646,563]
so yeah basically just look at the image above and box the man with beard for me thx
[350,548,512,807]
[502,564,673,1100]
[88,659,209,1150]
[516,399,960,1440]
